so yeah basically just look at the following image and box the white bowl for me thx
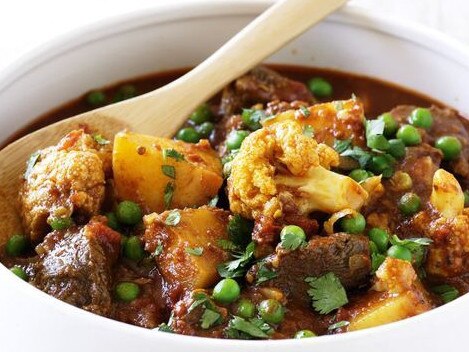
[0,1,468,351]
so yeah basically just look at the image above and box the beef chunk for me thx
[219,66,313,117]
[30,218,121,316]
[390,105,469,183]
[20,129,112,242]
[248,233,371,308]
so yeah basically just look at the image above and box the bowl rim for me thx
[1,0,469,349]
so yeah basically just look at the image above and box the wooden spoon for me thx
[0,0,347,244]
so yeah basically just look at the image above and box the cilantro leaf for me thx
[303,125,314,138]
[255,262,277,285]
[157,323,174,333]
[389,235,432,267]
[162,165,176,179]
[185,247,203,256]
[431,284,459,303]
[217,239,239,252]
[165,210,181,226]
[305,272,348,314]
[92,134,110,145]
[242,109,265,131]
[217,242,255,278]
[341,146,372,168]
[163,148,185,161]
[333,139,352,154]
[225,316,273,339]
[280,231,306,251]
[163,182,174,209]
[299,106,311,117]
[371,252,386,273]
[200,309,222,329]
[151,241,163,258]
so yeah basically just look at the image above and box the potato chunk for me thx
[143,207,230,293]
[113,132,223,212]
[338,258,434,331]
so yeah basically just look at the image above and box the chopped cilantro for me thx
[165,210,181,226]
[305,272,348,314]
[256,262,278,285]
[242,109,265,131]
[163,148,185,161]
[200,309,221,329]
[161,165,176,179]
[93,134,110,145]
[333,139,352,154]
[299,106,311,117]
[328,320,349,331]
[185,247,203,256]
[225,316,273,339]
[431,284,459,303]
[217,242,255,278]
[24,152,40,180]
[152,241,163,257]
[217,239,239,251]
[157,323,174,333]
[163,182,174,209]
[341,146,372,168]
[333,101,344,111]
[371,252,386,273]
[389,235,432,267]
[303,125,315,138]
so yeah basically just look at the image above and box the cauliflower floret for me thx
[227,118,370,219]
[20,130,110,242]
[419,169,469,277]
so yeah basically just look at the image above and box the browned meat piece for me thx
[30,218,121,316]
[111,265,167,328]
[19,130,112,242]
[248,233,371,308]
[219,66,313,117]
[390,105,469,183]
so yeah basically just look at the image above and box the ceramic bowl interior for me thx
[0,1,468,351]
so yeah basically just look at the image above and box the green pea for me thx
[6,234,28,257]
[398,192,421,216]
[387,245,412,262]
[123,236,144,262]
[258,299,285,324]
[49,217,73,231]
[378,112,398,137]
[116,200,142,225]
[368,228,390,253]
[212,278,241,304]
[176,127,201,144]
[368,155,394,178]
[307,77,333,98]
[196,122,215,138]
[115,282,140,302]
[106,212,120,231]
[189,104,213,125]
[388,139,406,159]
[294,330,317,338]
[339,213,366,234]
[367,135,390,151]
[464,190,469,207]
[396,125,421,146]
[114,84,137,102]
[349,169,370,183]
[435,136,462,161]
[409,108,433,129]
[10,266,28,281]
[226,130,250,151]
[280,225,306,247]
[86,90,106,106]
[236,298,256,319]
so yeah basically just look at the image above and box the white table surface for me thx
[0,0,469,76]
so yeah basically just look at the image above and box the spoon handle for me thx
[103,0,348,136]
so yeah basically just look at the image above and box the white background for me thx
[0,0,469,75]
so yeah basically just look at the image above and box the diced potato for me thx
[341,258,434,332]
[430,169,464,218]
[262,99,366,147]
[113,132,223,212]
[143,207,230,291]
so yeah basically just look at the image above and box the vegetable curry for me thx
[1,65,469,339]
